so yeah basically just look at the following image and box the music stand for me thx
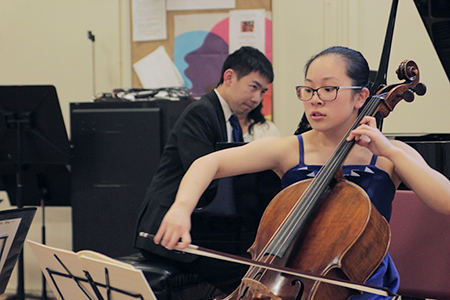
[0,164,71,207]
[28,240,157,300]
[0,85,71,300]
[0,208,37,295]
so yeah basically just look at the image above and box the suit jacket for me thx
[134,90,228,262]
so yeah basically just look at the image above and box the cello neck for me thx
[265,93,385,258]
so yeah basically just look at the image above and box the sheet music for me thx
[28,240,157,300]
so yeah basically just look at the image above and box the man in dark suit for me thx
[134,46,274,294]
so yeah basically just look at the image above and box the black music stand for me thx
[0,208,36,295]
[0,85,71,300]
[28,240,157,300]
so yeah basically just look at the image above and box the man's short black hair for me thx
[217,46,274,85]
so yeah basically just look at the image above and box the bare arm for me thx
[348,116,450,214]
[153,136,293,250]
[386,140,450,214]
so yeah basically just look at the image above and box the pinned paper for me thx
[132,0,167,42]
[133,45,185,89]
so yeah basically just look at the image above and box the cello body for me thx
[222,59,425,300]
[226,178,390,300]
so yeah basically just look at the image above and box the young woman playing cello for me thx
[153,46,450,299]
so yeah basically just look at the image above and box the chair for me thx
[389,190,450,299]
[117,252,224,300]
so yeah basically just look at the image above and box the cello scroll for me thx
[375,60,426,118]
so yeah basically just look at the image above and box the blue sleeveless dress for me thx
[281,135,400,299]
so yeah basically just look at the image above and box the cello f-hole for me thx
[290,279,303,300]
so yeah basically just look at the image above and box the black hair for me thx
[217,46,274,86]
[304,46,370,88]
[295,46,370,135]
[247,102,267,134]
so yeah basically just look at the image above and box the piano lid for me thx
[414,0,450,82]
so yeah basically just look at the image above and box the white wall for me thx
[0,0,131,295]
[272,0,450,137]
[0,0,132,133]
[0,0,449,296]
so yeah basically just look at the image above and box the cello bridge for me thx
[241,278,281,300]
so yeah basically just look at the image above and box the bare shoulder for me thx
[248,135,297,147]
[246,135,299,175]
[266,135,300,173]
[262,135,298,152]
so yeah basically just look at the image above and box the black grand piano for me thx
[381,2,450,300]
[292,2,450,299]
[394,0,450,180]
[414,0,450,83]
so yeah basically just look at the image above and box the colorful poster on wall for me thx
[173,10,273,120]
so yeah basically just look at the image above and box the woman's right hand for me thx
[152,135,287,251]
[153,202,193,250]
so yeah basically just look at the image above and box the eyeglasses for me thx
[295,86,363,102]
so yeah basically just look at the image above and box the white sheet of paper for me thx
[229,9,266,54]
[133,45,184,89]
[132,0,167,42]
[166,0,235,11]
[28,240,97,300]
[28,240,157,300]
[80,255,156,300]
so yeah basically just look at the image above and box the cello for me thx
[141,59,427,300]
[221,59,426,300]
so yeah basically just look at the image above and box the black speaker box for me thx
[70,100,191,257]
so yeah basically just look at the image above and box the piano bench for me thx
[117,253,225,300]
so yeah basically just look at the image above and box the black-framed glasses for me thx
[295,86,363,102]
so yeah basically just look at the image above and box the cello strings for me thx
[268,94,382,254]
[243,94,385,295]
[248,95,380,266]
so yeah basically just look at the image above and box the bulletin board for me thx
[130,0,272,88]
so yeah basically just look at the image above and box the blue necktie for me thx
[229,114,243,142]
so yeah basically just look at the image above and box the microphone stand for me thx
[88,31,96,96]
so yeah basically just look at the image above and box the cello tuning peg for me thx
[413,83,426,96]
[401,90,415,102]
